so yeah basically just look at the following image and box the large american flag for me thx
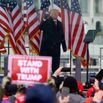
[25,0,40,54]
[0,0,11,32]
[53,0,71,49]
[0,26,8,53]
[5,4,18,54]
[71,0,87,60]
[9,0,27,54]
[0,0,11,53]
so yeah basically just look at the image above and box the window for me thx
[94,0,103,14]
[79,0,88,13]
[90,58,97,66]
[96,21,102,31]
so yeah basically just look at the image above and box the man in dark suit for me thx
[40,9,67,73]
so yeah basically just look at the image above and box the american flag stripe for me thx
[28,11,37,24]
[14,22,25,41]
[29,38,40,53]
[2,1,25,55]
[71,13,86,57]
[0,26,7,42]
[29,33,40,52]
[73,23,84,55]
[17,38,27,54]
[11,4,25,41]
[0,1,15,54]
[14,21,25,40]
[71,0,87,63]
[71,13,78,37]
[0,7,11,32]
[61,9,71,49]
[9,1,26,54]
[28,10,40,35]
[29,43,39,53]
[26,0,40,54]
[61,10,69,47]
[81,43,87,58]
[28,21,40,39]
[0,45,6,53]
[4,5,18,54]
[8,33,18,53]
[72,14,82,46]
[53,0,70,49]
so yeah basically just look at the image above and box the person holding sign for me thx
[40,8,67,73]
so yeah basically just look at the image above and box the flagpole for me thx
[69,0,72,75]
[70,50,72,75]
[7,2,10,55]
[8,40,10,55]
[0,53,1,71]
[60,0,63,9]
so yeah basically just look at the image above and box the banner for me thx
[8,55,52,85]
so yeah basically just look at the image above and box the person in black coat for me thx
[40,9,67,73]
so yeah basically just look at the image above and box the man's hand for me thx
[92,90,103,103]
[52,66,63,77]
[63,47,67,52]
[93,79,99,90]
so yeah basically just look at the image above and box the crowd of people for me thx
[0,67,103,103]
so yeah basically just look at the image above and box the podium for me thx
[84,30,97,43]
[84,30,97,87]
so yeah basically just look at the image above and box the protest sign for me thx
[8,55,52,85]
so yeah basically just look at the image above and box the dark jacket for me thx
[40,17,67,72]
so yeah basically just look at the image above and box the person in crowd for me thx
[86,79,95,97]
[25,84,57,103]
[77,81,84,97]
[56,76,85,103]
[8,84,18,103]
[83,79,103,103]
[2,76,11,89]
[39,8,67,73]
[61,76,84,103]
[83,69,103,103]
[15,85,26,103]
[47,77,58,93]
[2,83,17,103]
[51,67,65,92]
